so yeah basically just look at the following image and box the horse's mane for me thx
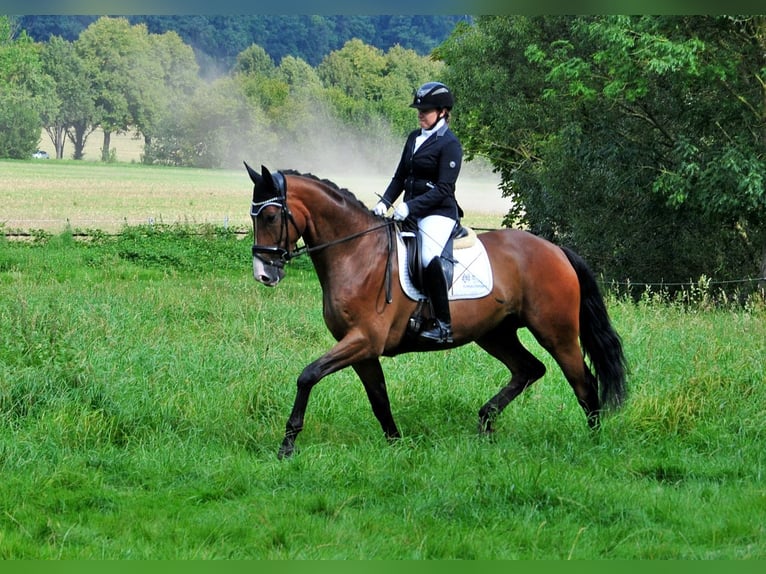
[282,169,372,213]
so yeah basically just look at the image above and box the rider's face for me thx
[417,108,440,129]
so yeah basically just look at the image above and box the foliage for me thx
[39,36,94,159]
[0,230,764,558]
[316,39,445,140]
[0,87,41,159]
[0,16,51,158]
[144,76,272,169]
[11,14,766,289]
[439,15,766,292]
[19,15,468,72]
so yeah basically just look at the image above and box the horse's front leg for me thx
[277,331,374,459]
[278,363,315,459]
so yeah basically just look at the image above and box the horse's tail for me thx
[561,246,628,411]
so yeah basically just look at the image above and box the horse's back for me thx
[479,228,574,274]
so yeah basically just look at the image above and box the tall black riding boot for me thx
[419,258,453,344]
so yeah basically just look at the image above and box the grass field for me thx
[0,229,764,558]
[0,161,764,559]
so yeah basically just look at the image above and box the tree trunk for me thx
[101,130,111,162]
[66,121,94,160]
[44,125,67,159]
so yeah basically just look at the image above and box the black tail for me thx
[561,247,628,411]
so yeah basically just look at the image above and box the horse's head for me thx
[246,162,300,287]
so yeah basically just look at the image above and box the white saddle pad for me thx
[397,232,493,301]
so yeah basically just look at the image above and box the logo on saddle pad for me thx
[397,230,493,301]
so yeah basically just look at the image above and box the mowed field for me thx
[10,131,510,233]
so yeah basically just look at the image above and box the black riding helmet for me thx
[410,81,454,110]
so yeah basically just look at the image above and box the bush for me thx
[0,88,41,159]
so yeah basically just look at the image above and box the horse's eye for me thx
[264,213,278,225]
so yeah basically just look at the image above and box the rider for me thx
[373,81,463,344]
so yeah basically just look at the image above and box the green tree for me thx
[75,17,160,162]
[233,43,275,76]
[0,88,41,158]
[273,55,327,134]
[380,44,445,138]
[234,44,287,117]
[141,29,199,152]
[318,38,387,102]
[440,16,766,292]
[317,39,444,140]
[40,35,96,159]
[146,76,270,169]
[0,16,53,158]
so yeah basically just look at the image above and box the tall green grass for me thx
[0,228,764,558]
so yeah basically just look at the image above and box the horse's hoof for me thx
[277,441,296,459]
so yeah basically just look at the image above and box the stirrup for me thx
[419,321,453,344]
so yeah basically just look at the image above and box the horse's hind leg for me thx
[529,322,600,427]
[548,340,600,428]
[476,325,547,433]
[352,359,401,441]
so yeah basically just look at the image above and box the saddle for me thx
[397,221,489,340]
[399,221,476,292]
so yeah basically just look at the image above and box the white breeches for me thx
[417,214,456,268]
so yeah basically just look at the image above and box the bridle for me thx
[250,171,397,301]
[250,170,299,265]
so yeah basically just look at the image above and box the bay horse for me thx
[246,163,627,459]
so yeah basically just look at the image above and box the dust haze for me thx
[233,100,511,217]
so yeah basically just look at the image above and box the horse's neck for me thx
[296,186,372,248]
[293,184,386,291]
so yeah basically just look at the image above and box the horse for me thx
[246,163,628,459]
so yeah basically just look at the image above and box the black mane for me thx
[282,169,371,212]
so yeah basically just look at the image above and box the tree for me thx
[0,16,53,158]
[316,39,444,140]
[75,17,160,161]
[40,35,95,158]
[380,44,445,138]
[539,16,766,289]
[318,38,388,101]
[233,43,275,76]
[145,76,270,169]
[141,29,199,151]
[440,16,766,292]
[0,88,41,158]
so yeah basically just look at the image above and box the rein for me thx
[251,171,398,303]
[289,220,397,305]
[290,220,395,259]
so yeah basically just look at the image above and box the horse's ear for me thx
[260,164,273,182]
[244,161,261,185]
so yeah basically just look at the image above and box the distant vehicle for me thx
[32,150,50,159]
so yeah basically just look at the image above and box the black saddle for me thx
[400,221,466,292]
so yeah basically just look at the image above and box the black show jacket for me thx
[381,122,463,220]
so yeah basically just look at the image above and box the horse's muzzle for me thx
[252,255,285,286]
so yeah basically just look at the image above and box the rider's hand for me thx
[393,202,409,221]
[372,201,388,216]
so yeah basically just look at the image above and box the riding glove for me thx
[372,201,388,216]
[393,202,410,221]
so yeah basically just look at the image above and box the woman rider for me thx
[373,81,463,344]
